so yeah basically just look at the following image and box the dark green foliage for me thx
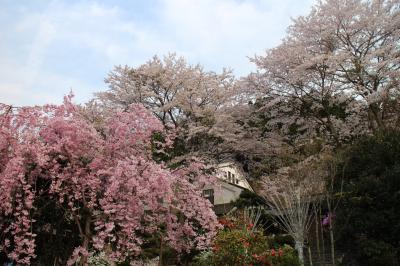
[186,132,225,156]
[210,229,269,266]
[334,131,400,266]
[151,132,187,163]
[0,175,81,266]
[276,246,301,266]
[268,235,296,249]
[233,190,266,209]
[191,219,300,266]
[31,198,81,266]
[288,123,305,136]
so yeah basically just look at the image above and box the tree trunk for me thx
[308,246,313,266]
[327,199,335,266]
[79,218,91,266]
[329,225,335,266]
[53,256,59,266]
[104,244,116,266]
[368,104,386,133]
[314,207,322,265]
[158,234,164,266]
[320,207,326,266]
[295,240,305,266]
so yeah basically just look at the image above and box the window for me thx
[236,179,239,184]
[202,189,214,204]
[226,172,236,184]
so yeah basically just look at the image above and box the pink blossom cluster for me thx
[0,97,219,264]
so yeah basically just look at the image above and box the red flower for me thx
[247,223,254,230]
[270,249,275,256]
[278,248,283,257]
[212,244,220,252]
[218,218,235,229]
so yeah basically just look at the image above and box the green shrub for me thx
[192,215,300,266]
[271,245,301,266]
[334,131,400,265]
[268,234,295,249]
[211,227,269,265]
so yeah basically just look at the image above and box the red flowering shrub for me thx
[210,227,269,265]
[193,214,300,266]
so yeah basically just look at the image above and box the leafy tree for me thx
[334,131,400,265]
[233,190,266,209]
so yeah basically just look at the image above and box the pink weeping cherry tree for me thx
[0,95,219,265]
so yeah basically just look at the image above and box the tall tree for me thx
[260,158,325,265]
[97,54,235,129]
[94,54,247,165]
[250,0,400,144]
[334,131,400,265]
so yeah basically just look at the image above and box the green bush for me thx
[271,245,301,266]
[334,131,400,265]
[192,216,300,266]
[211,227,269,265]
[192,251,214,266]
[268,234,295,249]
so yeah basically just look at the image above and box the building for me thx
[202,161,254,215]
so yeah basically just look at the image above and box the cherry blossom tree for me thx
[250,0,400,144]
[93,54,249,169]
[94,53,268,174]
[97,54,236,129]
[0,96,219,265]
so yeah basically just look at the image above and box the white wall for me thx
[216,162,253,191]
[203,181,244,205]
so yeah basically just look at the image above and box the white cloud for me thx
[158,0,315,75]
[0,1,145,105]
[0,0,316,106]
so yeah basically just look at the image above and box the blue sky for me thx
[0,0,315,106]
